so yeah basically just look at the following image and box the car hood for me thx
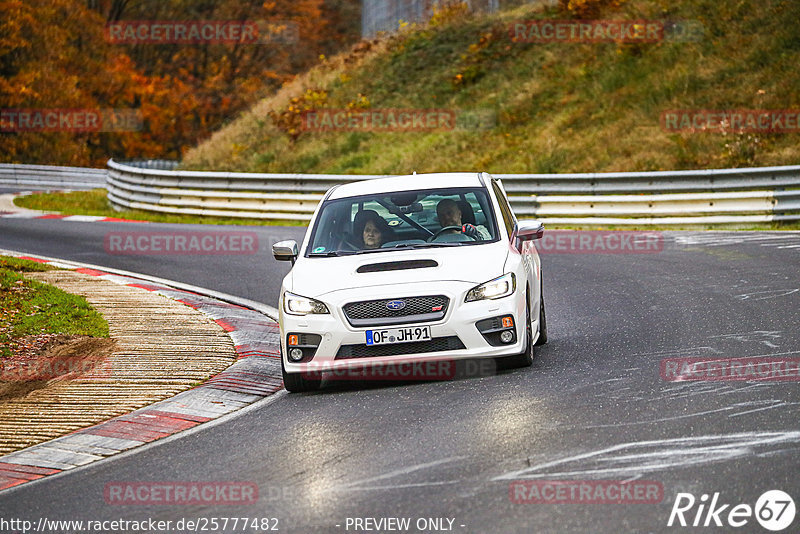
[287,243,510,298]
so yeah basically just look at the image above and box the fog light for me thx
[289,348,304,361]
[500,330,514,343]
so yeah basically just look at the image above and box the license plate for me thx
[366,326,432,346]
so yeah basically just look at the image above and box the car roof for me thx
[327,172,485,200]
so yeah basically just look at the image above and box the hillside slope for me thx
[182,0,800,174]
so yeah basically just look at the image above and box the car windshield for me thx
[306,187,499,256]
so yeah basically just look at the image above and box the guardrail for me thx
[107,159,800,225]
[0,163,106,190]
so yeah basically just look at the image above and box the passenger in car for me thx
[353,209,394,249]
[435,199,491,240]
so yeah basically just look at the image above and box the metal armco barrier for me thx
[107,159,800,225]
[0,163,106,190]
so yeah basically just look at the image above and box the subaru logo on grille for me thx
[386,300,406,311]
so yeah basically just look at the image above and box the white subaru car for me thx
[273,172,547,392]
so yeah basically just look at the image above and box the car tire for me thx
[281,350,321,393]
[499,291,534,369]
[534,279,547,346]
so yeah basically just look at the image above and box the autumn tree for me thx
[1,0,360,165]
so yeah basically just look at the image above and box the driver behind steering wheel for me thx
[435,199,491,240]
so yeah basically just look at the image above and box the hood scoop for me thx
[357,259,438,273]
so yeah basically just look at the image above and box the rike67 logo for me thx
[668,490,795,531]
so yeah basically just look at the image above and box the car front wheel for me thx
[281,351,321,393]
[535,279,547,346]
[498,291,534,369]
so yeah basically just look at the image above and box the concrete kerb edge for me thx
[0,248,279,320]
[0,249,283,493]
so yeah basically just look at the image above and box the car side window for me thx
[491,180,515,237]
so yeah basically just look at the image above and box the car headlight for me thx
[465,273,516,302]
[284,292,330,315]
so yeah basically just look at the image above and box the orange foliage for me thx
[268,89,328,142]
[558,0,627,18]
[0,0,359,165]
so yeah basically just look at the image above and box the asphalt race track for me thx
[0,217,303,306]
[1,216,799,533]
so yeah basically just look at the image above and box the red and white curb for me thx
[0,191,146,223]
[0,250,283,492]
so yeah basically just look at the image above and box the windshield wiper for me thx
[352,248,394,255]
[310,243,466,256]
[391,242,465,249]
[308,250,358,257]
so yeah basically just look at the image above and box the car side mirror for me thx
[514,220,544,251]
[273,240,299,264]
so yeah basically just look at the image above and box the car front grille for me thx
[342,295,449,327]
[335,336,466,359]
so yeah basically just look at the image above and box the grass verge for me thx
[14,190,307,227]
[0,256,109,358]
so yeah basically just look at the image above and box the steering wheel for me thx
[428,225,476,242]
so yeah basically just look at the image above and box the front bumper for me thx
[280,281,531,375]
